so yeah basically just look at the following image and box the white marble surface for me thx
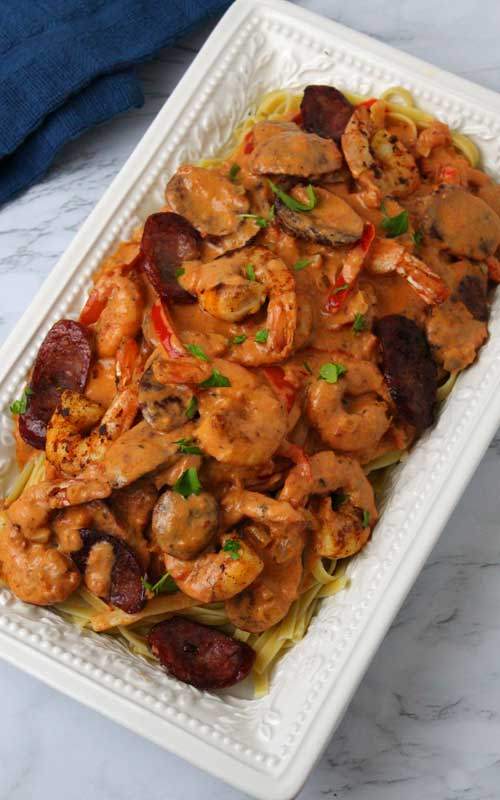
[1,1,500,798]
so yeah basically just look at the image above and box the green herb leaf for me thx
[318,362,347,384]
[222,539,242,560]
[353,313,365,334]
[185,343,210,362]
[10,388,34,415]
[240,210,272,228]
[362,509,371,528]
[245,263,256,281]
[255,329,269,343]
[303,361,313,374]
[230,334,247,345]
[293,258,311,272]
[141,572,177,596]
[173,467,202,498]
[381,207,409,238]
[173,437,203,456]
[331,489,347,510]
[185,396,198,419]
[175,267,185,279]
[268,180,317,212]
[411,229,423,248]
[198,369,231,389]
[331,283,349,295]
[229,163,241,181]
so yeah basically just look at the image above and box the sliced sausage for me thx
[139,212,200,304]
[301,85,354,142]
[374,315,437,430]
[147,616,256,689]
[19,320,93,449]
[71,528,146,614]
[276,185,363,246]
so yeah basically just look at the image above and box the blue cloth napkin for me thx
[0,0,231,205]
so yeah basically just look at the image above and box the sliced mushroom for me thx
[276,185,363,246]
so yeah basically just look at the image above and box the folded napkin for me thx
[0,0,231,205]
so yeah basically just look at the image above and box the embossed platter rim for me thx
[2,1,500,798]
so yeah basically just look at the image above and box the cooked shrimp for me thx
[342,104,420,206]
[366,238,449,304]
[0,517,81,606]
[306,359,391,456]
[166,165,250,237]
[280,450,377,522]
[313,495,371,559]
[220,488,307,562]
[416,121,452,157]
[79,269,144,359]
[164,533,263,603]
[225,549,303,633]
[180,246,297,365]
[195,360,287,465]
[46,388,138,477]
[139,354,196,432]
[152,490,218,560]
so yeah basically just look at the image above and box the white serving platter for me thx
[2,1,500,797]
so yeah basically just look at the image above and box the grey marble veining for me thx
[1,2,500,798]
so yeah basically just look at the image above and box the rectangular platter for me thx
[1,1,500,797]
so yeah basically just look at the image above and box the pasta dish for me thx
[2,84,499,695]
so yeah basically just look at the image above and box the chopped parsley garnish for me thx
[331,283,349,294]
[303,361,313,374]
[268,180,317,212]
[198,369,231,388]
[381,205,409,238]
[185,396,198,419]
[222,539,242,560]
[411,229,423,248]
[175,267,185,279]
[229,163,241,181]
[230,334,247,345]
[318,362,347,384]
[173,438,203,455]
[185,343,210,362]
[240,204,275,229]
[362,509,371,528]
[141,572,177,596]
[353,313,365,334]
[245,263,256,281]
[293,258,311,272]
[255,329,269,343]
[10,388,34,415]
[173,467,202,498]
[331,490,347,510]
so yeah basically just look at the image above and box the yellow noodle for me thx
[364,449,407,475]
[3,453,43,506]
[90,592,198,631]
[437,370,459,404]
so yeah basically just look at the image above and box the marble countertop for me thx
[1,1,500,798]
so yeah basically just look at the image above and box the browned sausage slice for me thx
[374,315,437,430]
[301,85,354,142]
[139,212,200,303]
[19,320,93,449]
[147,616,256,689]
[71,528,146,614]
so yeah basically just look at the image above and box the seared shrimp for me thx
[306,359,391,457]
[341,104,420,207]
[416,121,452,157]
[46,388,138,477]
[180,246,297,365]
[195,360,288,465]
[0,517,81,605]
[79,269,144,359]
[366,238,449,305]
[165,533,263,603]
[225,549,303,633]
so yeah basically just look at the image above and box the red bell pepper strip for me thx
[243,131,255,155]
[151,300,186,359]
[79,287,107,326]
[325,222,375,313]
[358,98,377,109]
[262,366,296,412]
